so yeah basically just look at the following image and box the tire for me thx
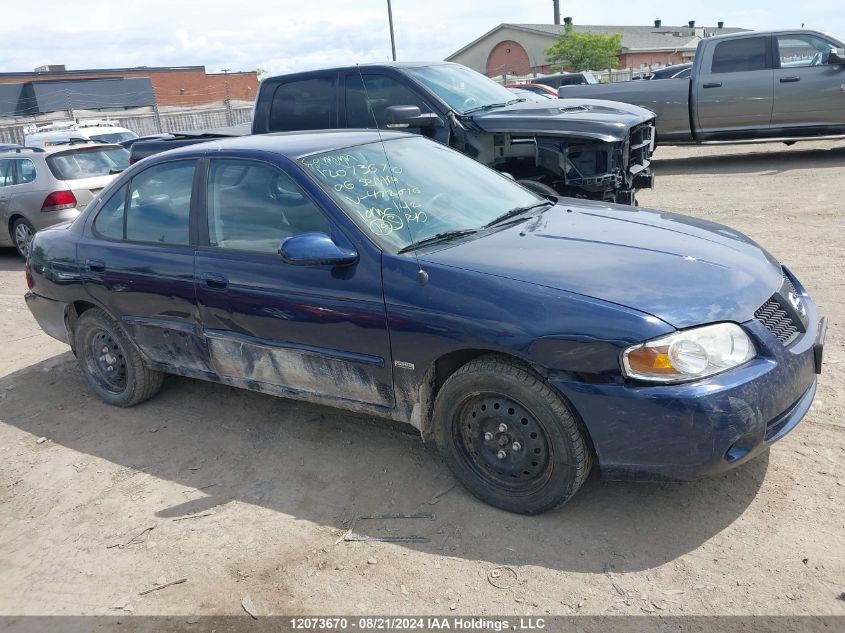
[73,308,163,407]
[12,217,35,259]
[516,179,559,198]
[432,355,591,514]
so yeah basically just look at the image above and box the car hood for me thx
[423,201,784,329]
[470,98,655,142]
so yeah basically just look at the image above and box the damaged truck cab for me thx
[252,62,656,204]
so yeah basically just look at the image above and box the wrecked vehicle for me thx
[132,63,656,205]
[25,131,825,514]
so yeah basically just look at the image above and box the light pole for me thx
[387,0,397,61]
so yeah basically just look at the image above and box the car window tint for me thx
[17,159,36,184]
[47,147,130,180]
[0,159,12,187]
[269,77,335,131]
[126,161,194,245]
[207,159,331,254]
[345,74,431,128]
[94,185,127,240]
[777,35,836,68]
[712,37,769,73]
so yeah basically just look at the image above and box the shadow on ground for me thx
[0,248,23,272]
[1,352,768,574]
[653,144,845,177]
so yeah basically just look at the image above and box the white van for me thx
[24,120,138,148]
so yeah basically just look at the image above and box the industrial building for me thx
[0,65,258,117]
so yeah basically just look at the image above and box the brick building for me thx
[447,18,748,79]
[0,65,258,116]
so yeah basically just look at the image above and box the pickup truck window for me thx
[269,77,335,132]
[404,64,518,114]
[712,37,769,73]
[346,74,431,128]
[777,35,837,67]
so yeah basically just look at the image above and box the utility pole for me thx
[386,0,397,61]
[221,68,234,126]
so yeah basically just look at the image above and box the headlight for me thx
[621,323,756,383]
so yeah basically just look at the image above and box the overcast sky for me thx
[0,1,841,77]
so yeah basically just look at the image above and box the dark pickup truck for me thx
[133,62,656,204]
[559,30,845,145]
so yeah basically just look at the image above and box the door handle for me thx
[779,76,801,83]
[201,272,228,290]
[86,258,106,272]
[702,82,722,89]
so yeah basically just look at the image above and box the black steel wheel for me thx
[74,308,163,407]
[457,395,553,491]
[87,329,129,393]
[433,355,591,514]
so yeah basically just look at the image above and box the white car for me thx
[24,120,138,148]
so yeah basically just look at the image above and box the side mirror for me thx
[279,232,358,267]
[385,105,443,129]
[828,48,845,65]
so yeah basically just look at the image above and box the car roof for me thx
[0,143,125,159]
[158,129,416,161]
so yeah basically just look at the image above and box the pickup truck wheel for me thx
[516,179,559,197]
[432,355,591,514]
[74,308,163,407]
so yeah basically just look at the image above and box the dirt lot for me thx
[0,141,843,620]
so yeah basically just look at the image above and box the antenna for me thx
[355,64,427,285]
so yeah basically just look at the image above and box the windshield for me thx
[47,146,130,180]
[300,137,543,252]
[405,65,520,114]
[90,131,139,144]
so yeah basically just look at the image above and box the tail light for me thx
[25,265,34,289]
[41,190,77,212]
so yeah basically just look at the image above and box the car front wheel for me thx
[433,355,592,514]
[74,308,163,407]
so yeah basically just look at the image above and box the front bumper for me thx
[552,296,824,482]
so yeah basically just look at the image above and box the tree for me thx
[545,25,623,72]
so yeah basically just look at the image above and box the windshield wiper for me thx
[463,98,525,115]
[397,229,478,254]
[483,201,552,228]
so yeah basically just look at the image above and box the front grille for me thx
[627,121,654,178]
[755,297,800,345]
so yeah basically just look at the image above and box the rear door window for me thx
[269,76,335,131]
[93,185,127,240]
[17,159,36,184]
[125,161,195,245]
[711,37,770,73]
[0,159,13,187]
[47,146,130,180]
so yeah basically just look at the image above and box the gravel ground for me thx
[0,140,843,619]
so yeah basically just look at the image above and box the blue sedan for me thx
[24,131,825,514]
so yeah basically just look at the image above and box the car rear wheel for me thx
[74,308,163,407]
[432,355,591,514]
[12,218,35,259]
